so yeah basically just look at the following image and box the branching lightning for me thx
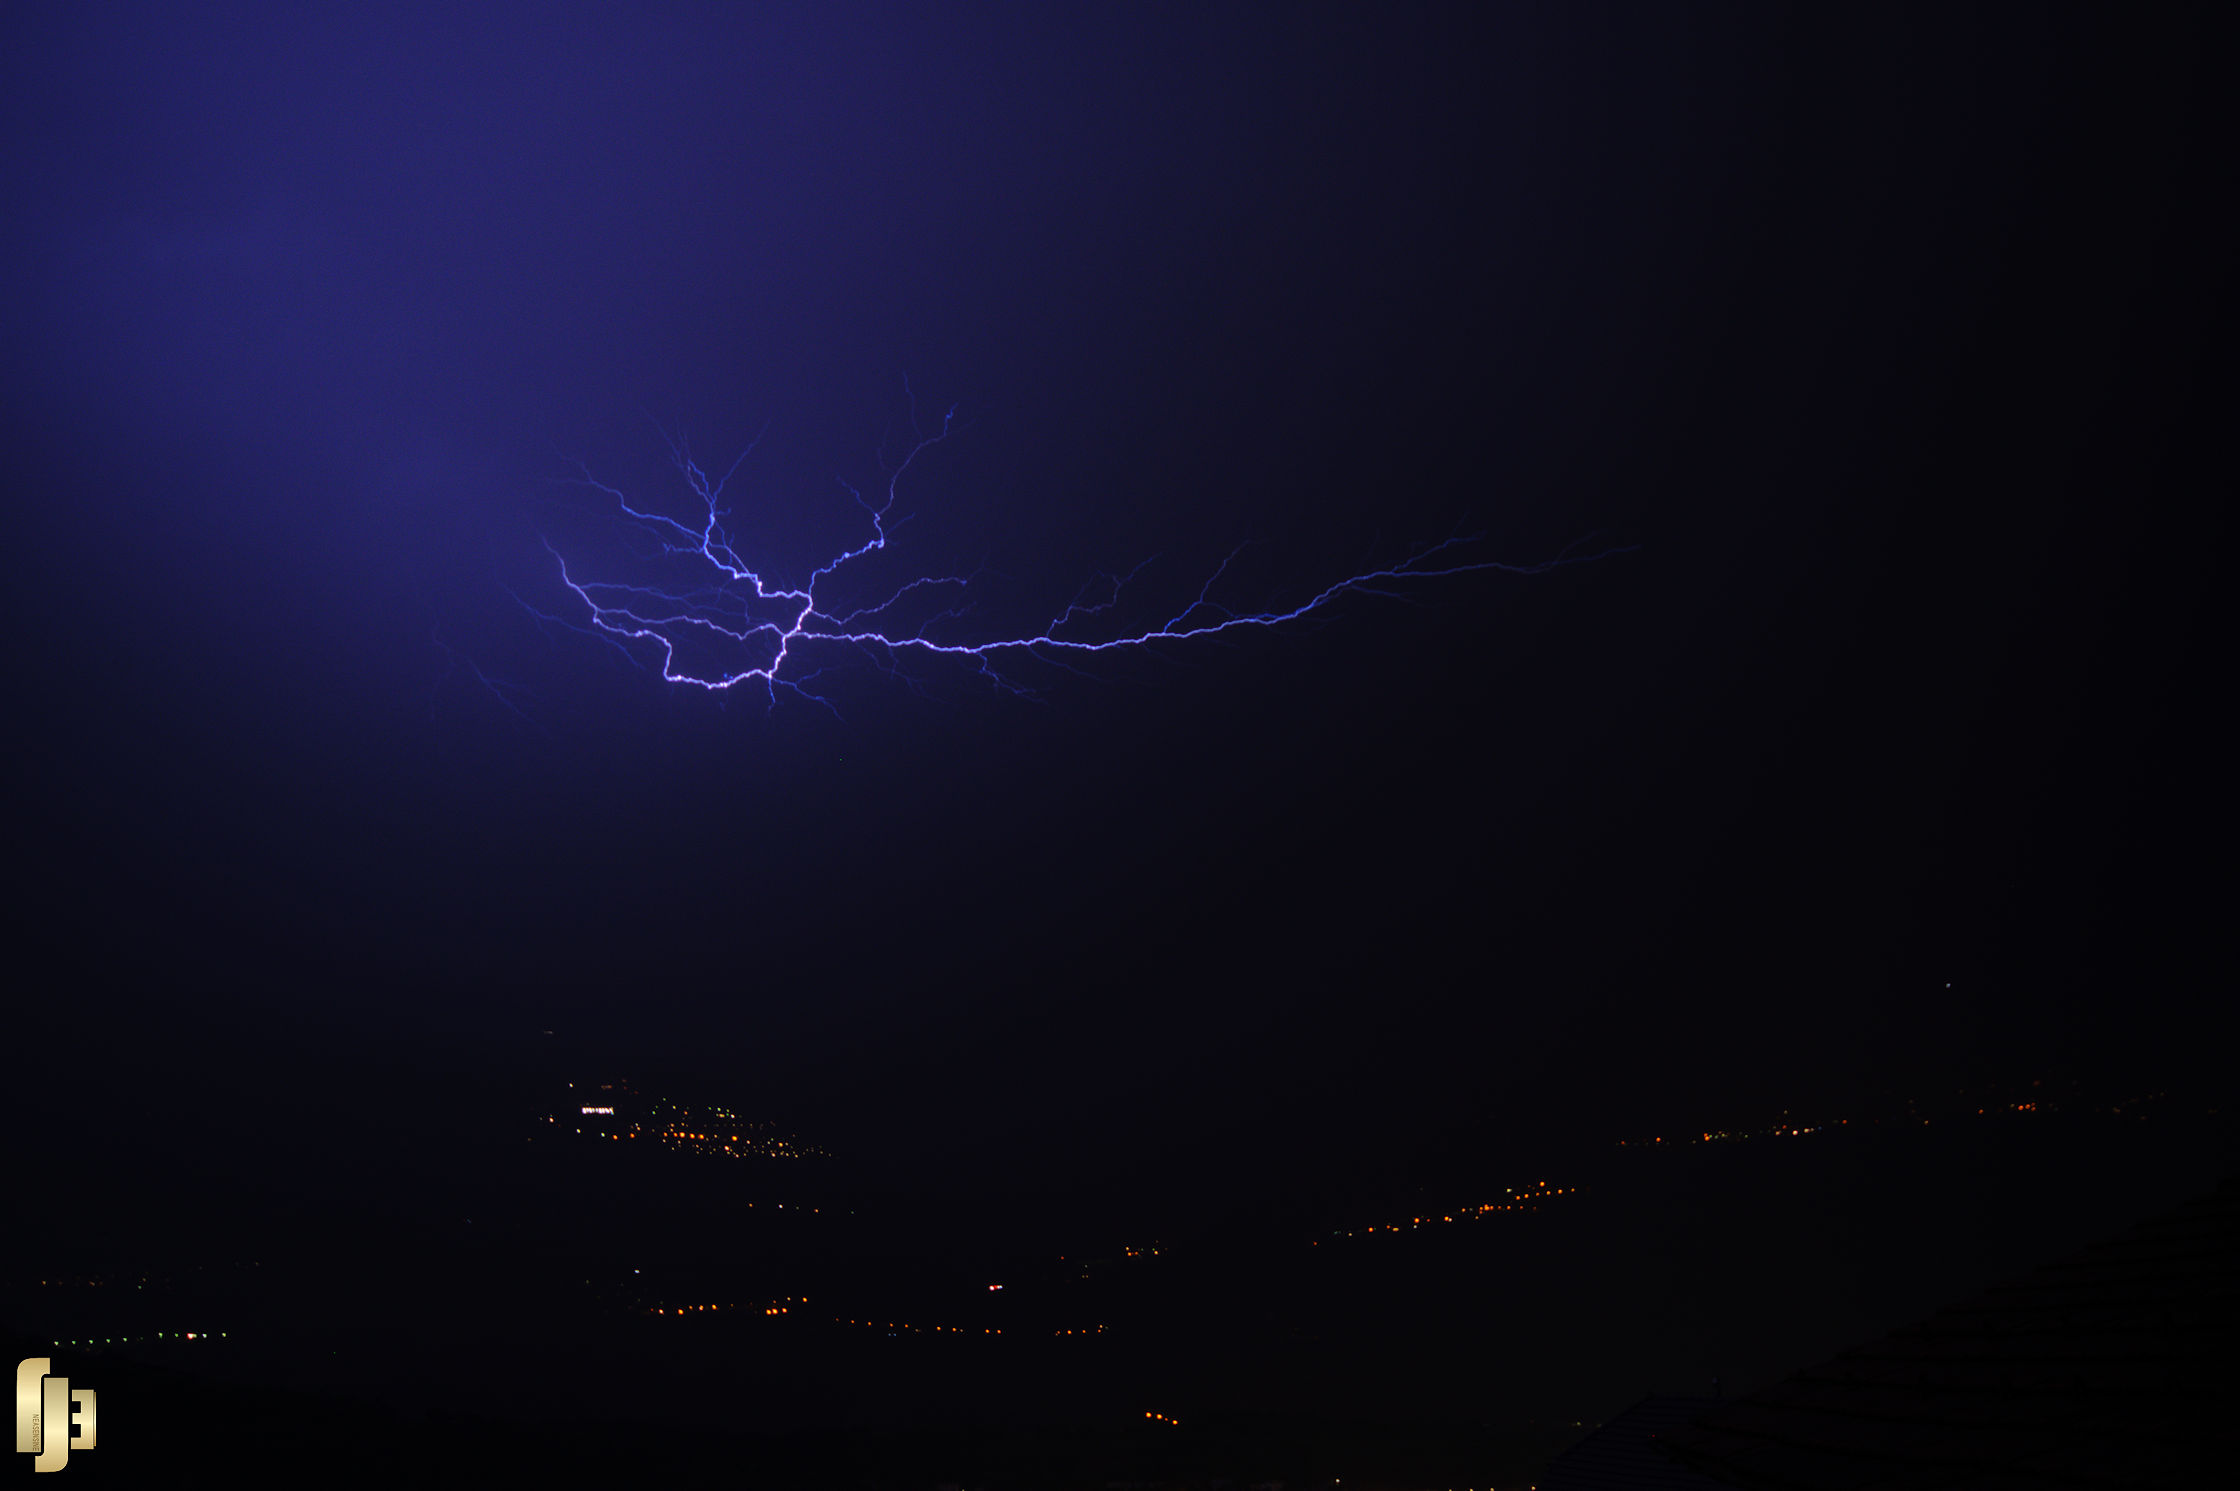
[525,396,1634,713]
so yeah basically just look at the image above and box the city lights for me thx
[1328,1184,1581,1240]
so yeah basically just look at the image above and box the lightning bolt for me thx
[526,396,1635,714]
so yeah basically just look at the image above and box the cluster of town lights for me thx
[546,1084,828,1160]
[1610,1083,2139,1149]
[1328,1184,1579,1239]
[1618,1120,1841,1147]
[648,1298,801,1316]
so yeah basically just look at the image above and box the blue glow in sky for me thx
[2,1,2223,1159]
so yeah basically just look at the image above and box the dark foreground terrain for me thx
[10,1030,2231,1488]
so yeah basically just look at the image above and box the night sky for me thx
[4,3,2230,1479]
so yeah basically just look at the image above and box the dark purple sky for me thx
[5,3,2227,1209]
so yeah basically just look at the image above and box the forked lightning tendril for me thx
[528,401,1633,713]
